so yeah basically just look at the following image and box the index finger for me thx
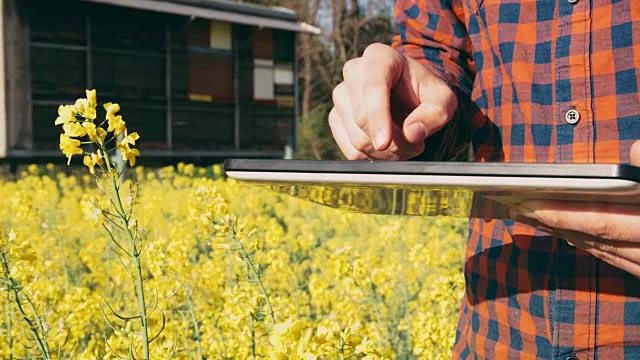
[356,44,407,151]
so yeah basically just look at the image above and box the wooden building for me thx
[0,0,320,164]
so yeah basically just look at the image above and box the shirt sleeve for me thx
[392,0,476,161]
[392,0,475,97]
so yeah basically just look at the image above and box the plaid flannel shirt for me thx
[392,0,640,358]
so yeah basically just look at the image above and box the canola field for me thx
[6,82,468,360]
[0,163,468,359]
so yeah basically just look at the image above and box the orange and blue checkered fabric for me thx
[393,0,640,358]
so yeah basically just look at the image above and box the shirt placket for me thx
[553,0,597,358]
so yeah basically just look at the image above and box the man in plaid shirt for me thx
[329,0,640,358]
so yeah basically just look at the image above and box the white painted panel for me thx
[274,65,293,85]
[254,58,274,67]
[254,64,274,100]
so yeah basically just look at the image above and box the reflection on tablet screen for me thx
[255,182,474,217]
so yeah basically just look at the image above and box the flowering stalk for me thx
[5,295,12,360]
[102,143,150,359]
[186,294,204,360]
[229,223,276,325]
[0,232,51,360]
[54,90,153,359]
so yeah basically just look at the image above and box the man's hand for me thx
[511,140,640,277]
[329,43,459,160]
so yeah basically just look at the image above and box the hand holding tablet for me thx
[508,141,640,278]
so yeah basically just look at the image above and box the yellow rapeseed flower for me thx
[82,121,107,143]
[74,97,97,121]
[27,164,39,175]
[270,319,305,347]
[74,89,98,121]
[122,147,140,167]
[59,134,83,164]
[314,326,333,345]
[55,105,77,125]
[83,150,104,175]
[63,121,88,138]
[104,102,120,116]
[116,130,141,167]
[104,102,126,136]
[86,89,97,109]
[120,130,140,146]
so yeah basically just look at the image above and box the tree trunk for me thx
[300,34,312,118]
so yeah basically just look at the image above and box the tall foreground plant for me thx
[55,90,160,359]
[0,228,55,359]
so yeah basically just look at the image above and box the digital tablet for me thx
[223,160,640,218]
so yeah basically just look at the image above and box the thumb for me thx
[403,102,456,144]
[631,140,640,166]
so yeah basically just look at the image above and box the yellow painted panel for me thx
[276,96,295,108]
[209,21,232,50]
[189,94,214,102]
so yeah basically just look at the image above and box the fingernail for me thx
[556,230,578,247]
[407,123,427,143]
[373,131,387,150]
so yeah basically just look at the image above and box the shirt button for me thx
[565,109,580,124]
[565,356,579,360]
[568,0,578,4]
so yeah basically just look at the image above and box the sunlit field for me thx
[0,162,467,359]
[0,87,469,359]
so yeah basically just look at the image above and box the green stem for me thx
[24,294,51,356]
[232,231,275,324]
[131,249,150,359]
[187,296,203,360]
[0,251,50,360]
[250,315,257,360]
[103,143,150,359]
[6,292,12,360]
[178,312,191,357]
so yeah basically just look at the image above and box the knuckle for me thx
[363,43,391,58]
[328,108,339,126]
[342,59,359,81]
[353,106,370,130]
[425,104,452,124]
[332,83,346,106]
[352,134,371,152]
